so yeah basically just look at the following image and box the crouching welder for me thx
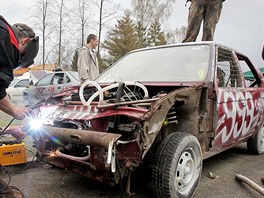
[0,15,39,198]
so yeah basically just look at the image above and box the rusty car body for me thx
[30,42,264,198]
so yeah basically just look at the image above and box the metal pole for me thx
[235,174,264,196]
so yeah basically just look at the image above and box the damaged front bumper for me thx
[36,126,142,185]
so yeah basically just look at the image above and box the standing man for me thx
[77,34,99,83]
[0,15,39,197]
[183,0,225,42]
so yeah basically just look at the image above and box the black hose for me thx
[0,118,15,137]
[0,165,11,192]
[116,82,125,103]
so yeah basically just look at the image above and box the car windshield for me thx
[9,79,19,87]
[69,71,79,81]
[96,45,210,83]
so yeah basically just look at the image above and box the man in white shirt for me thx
[77,34,99,83]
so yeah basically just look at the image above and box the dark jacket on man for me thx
[0,16,20,100]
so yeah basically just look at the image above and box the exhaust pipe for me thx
[42,126,121,149]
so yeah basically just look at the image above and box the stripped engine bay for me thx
[31,80,201,186]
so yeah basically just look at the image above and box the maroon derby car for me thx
[30,42,264,198]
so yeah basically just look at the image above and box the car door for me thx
[32,73,54,103]
[213,46,246,149]
[48,72,65,97]
[62,72,78,90]
[236,53,264,138]
[12,79,29,103]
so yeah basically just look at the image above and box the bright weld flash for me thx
[29,119,43,130]
[50,152,55,157]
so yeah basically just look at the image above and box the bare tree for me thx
[131,0,176,29]
[176,26,187,43]
[31,0,52,69]
[92,0,120,54]
[52,0,71,67]
[98,0,104,54]
[72,0,94,47]
[166,26,187,44]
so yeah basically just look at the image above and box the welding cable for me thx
[10,152,37,176]
[0,166,25,198]
[0,117,15,137]
[0,165,12,193]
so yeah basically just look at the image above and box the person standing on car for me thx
[0,15,39,197]
[77,34,99,83]
[182,0,225,42]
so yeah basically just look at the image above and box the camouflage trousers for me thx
[183,0,223,42]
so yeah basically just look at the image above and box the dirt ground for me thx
[0,112,264,198]
[0,143,263,198]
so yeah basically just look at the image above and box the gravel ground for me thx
[0,143,263,198]
[0,112,263,198]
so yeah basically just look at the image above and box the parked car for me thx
[23,71,80,106]
[30,42,264,198]
[7,75,30,105]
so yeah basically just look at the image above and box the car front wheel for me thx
[152,132,202,198]
[247,123,264,155]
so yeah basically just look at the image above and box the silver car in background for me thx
[23,71,80,106]
[7,75,30,105]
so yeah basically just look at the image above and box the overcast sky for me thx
[1,0,264,69]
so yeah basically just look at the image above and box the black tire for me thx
[247,123,264,155]
[152,132,202,198]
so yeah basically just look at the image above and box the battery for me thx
[0,142,27,166]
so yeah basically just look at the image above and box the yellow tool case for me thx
[0,142,27,166]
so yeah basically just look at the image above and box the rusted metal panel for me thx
[45,156,118,185]
[40,105,148,122]
[141,87,203,158]
[42,126,121,149]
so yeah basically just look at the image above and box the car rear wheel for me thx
[152,132,202,198]
[247,123,264,155]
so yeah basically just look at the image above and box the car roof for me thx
[129,41,244,57]
[14,76,30,80]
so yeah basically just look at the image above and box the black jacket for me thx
[0,16,20,100]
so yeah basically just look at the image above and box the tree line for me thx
[30,0,186,71]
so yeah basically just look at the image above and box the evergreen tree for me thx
[104,12,138,63]
[147,19,167,47]
[135,21,148,48]
[97,53,108,73]
[71,49,79,71]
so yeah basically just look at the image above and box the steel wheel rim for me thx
[174,147,200,195]
[258,125,264,153]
